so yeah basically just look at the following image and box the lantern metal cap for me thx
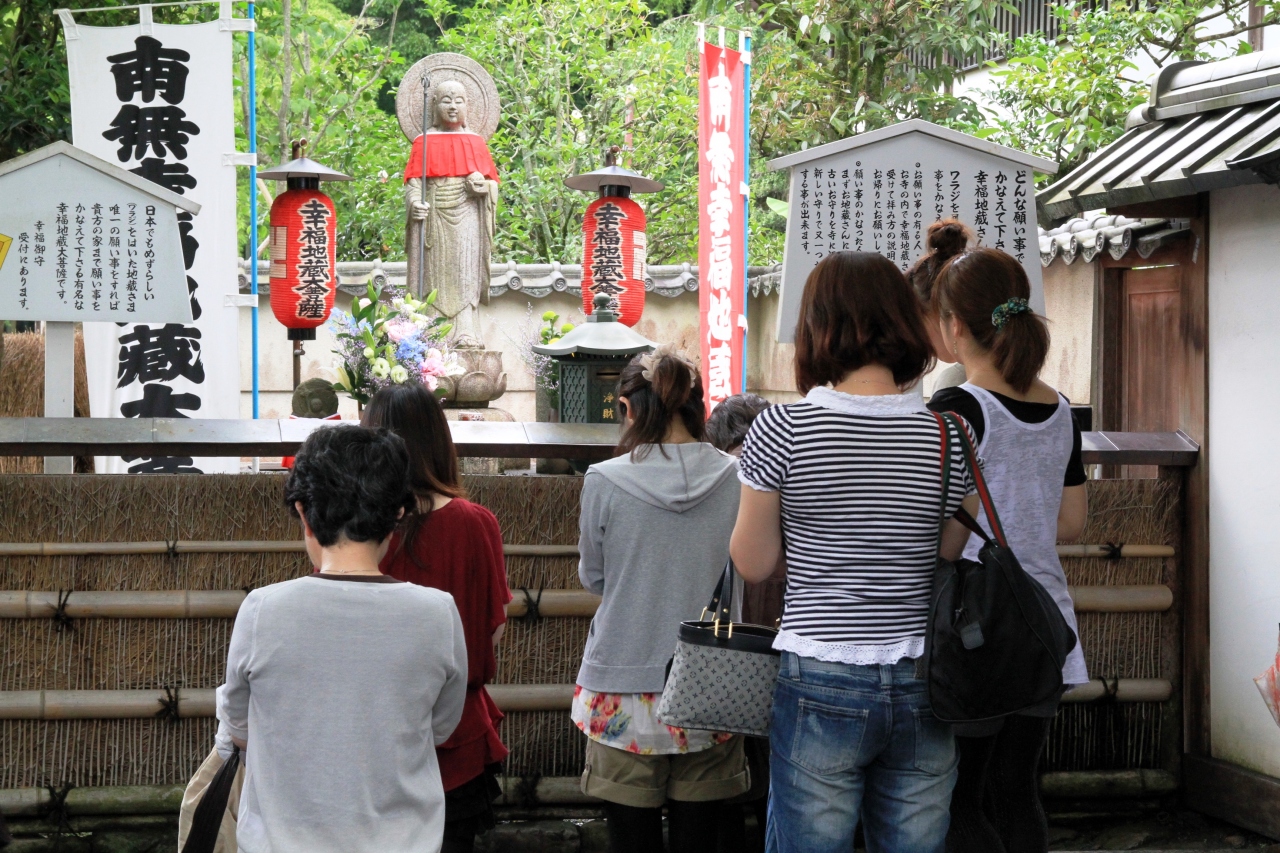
[564,164,664,194]
[564,146,664,194]
[533,294,656,357]
[257,156,353,182]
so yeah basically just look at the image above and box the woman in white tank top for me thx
[925,247,1088,853]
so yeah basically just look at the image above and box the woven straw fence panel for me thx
[1047,475,1180,772]
[0,473,591,789]
[1,474,1180,784]
[0,332,92,475]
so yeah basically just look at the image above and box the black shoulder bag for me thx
[925,412,1077,724]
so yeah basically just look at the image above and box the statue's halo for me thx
[396,52,501,142]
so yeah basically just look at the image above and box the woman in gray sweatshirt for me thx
[572,346,748,853]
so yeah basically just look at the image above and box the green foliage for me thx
[981,0,1280,177]
[235,0,407,259]
[730,0,1011,142]
[430,0,701,263]
[0,0,204,161]
[538,310,575,347]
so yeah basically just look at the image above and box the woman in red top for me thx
[363,382,511,853]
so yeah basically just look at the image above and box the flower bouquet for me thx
[330,283,465,406]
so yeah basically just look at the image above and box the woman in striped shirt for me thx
[731,252,978,853]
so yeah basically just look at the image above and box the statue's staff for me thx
[418,70,431,297]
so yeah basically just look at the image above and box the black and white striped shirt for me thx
[739,387,976,664]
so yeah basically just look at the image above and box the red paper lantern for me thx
[580,195,647,327]
[268,188,337,339]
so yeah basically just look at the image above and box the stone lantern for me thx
[533,293,655,424]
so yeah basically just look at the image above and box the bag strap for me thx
[180,744,240,853]
[933,412,952,537]
[700,560,736,635]
[936,411,1009,548]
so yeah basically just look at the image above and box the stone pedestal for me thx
[438,348,524,473]
[436,348,508,407]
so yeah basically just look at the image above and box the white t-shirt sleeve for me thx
[215,590,262,745]
[432,597,469,746]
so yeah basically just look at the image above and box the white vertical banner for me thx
[63,7,240,473]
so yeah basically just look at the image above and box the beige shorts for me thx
[580,735,750,808]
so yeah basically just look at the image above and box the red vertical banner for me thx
[698,42,746,414]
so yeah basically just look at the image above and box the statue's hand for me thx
[466,171,489,196]
[410,200,431,222]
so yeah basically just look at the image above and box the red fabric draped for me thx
[402,133,500,183]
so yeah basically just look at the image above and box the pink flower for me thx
[422,374,439,392]
[385,320,416,342]
[421,355,447,377]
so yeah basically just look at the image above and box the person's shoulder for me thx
[448,497,499,526]
[926,385,976,412]
[397,581,458,611]
[247,576,312,602]
[750,400,797,431]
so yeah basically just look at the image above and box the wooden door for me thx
[1120,265,1182,476]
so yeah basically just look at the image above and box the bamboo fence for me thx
[0,472,1182,794]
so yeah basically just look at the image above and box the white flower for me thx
[390,364,408,383]
[371,358,391,379]
[426,348,442,360]
[363,346,375,359]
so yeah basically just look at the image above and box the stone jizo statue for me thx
[398,56,501,349]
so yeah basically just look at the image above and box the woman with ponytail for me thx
[572,345,748,853]
[907,218,972,393]
[925,248,1089,853]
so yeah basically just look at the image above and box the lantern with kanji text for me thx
[258,142,352,345]
[565,147,664,327]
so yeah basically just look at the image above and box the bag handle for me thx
[700,559,737,638]
[180,744,240,853]
[932,412,1009,548]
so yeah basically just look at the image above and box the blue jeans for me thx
[765,653,957,853]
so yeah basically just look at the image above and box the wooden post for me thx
[43,321,75,474]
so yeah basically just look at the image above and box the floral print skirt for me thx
[570,685,734,755]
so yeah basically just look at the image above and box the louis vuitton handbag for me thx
[656,560,781,738]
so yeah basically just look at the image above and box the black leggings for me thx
[946,716,1051,853]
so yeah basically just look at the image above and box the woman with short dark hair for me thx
[363,383,511,853]
[216,424,469,853]
[730,252,979,853]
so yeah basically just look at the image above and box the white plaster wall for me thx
[238,291,361,421]
[1208,182,1280,776]
[237,288,801,419]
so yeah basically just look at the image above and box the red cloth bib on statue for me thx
[402,133,500,183]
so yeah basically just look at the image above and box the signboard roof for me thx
[0,141,201,215]
[768,119,1059,175]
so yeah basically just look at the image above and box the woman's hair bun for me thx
[926,219,971,262]
[907,218,973,302]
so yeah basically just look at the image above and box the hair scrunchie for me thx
[638,343,698,385]
[991,297,1030,331]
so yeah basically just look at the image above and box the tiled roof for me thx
[1039,50,1280,219]
[236,260,786,299]
[1036,215,1191,266]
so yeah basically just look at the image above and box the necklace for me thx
[318,567,382,576]
[844,378,898,390]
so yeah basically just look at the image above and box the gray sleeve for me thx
[215,590,261,745]
[432,599,469,746]
[577,473,608,595]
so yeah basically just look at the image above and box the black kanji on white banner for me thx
[103,35,205,474]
